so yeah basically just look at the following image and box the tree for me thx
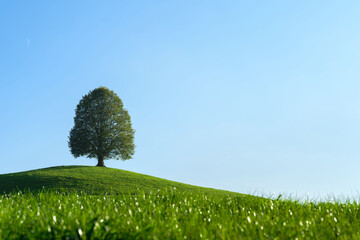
[69,87,135,167]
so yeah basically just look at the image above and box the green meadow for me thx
[1,166,360,239]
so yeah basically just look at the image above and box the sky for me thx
[1,1,360,199]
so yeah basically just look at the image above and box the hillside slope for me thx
[0,166,245,196]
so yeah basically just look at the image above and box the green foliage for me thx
[1,189,360,239]
[69,87,135,165]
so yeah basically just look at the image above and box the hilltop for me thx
[0,165,245,197]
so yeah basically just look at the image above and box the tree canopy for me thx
[69,87,135,167]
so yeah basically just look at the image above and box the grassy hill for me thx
[0,165,244,197]
[2,166,360,239]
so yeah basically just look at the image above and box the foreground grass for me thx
[1,189,360,239]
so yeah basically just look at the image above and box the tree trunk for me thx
[96,156,105,167]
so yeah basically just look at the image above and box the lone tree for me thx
[69,87,135,167]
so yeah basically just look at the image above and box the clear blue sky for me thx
[1,1,360,198]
